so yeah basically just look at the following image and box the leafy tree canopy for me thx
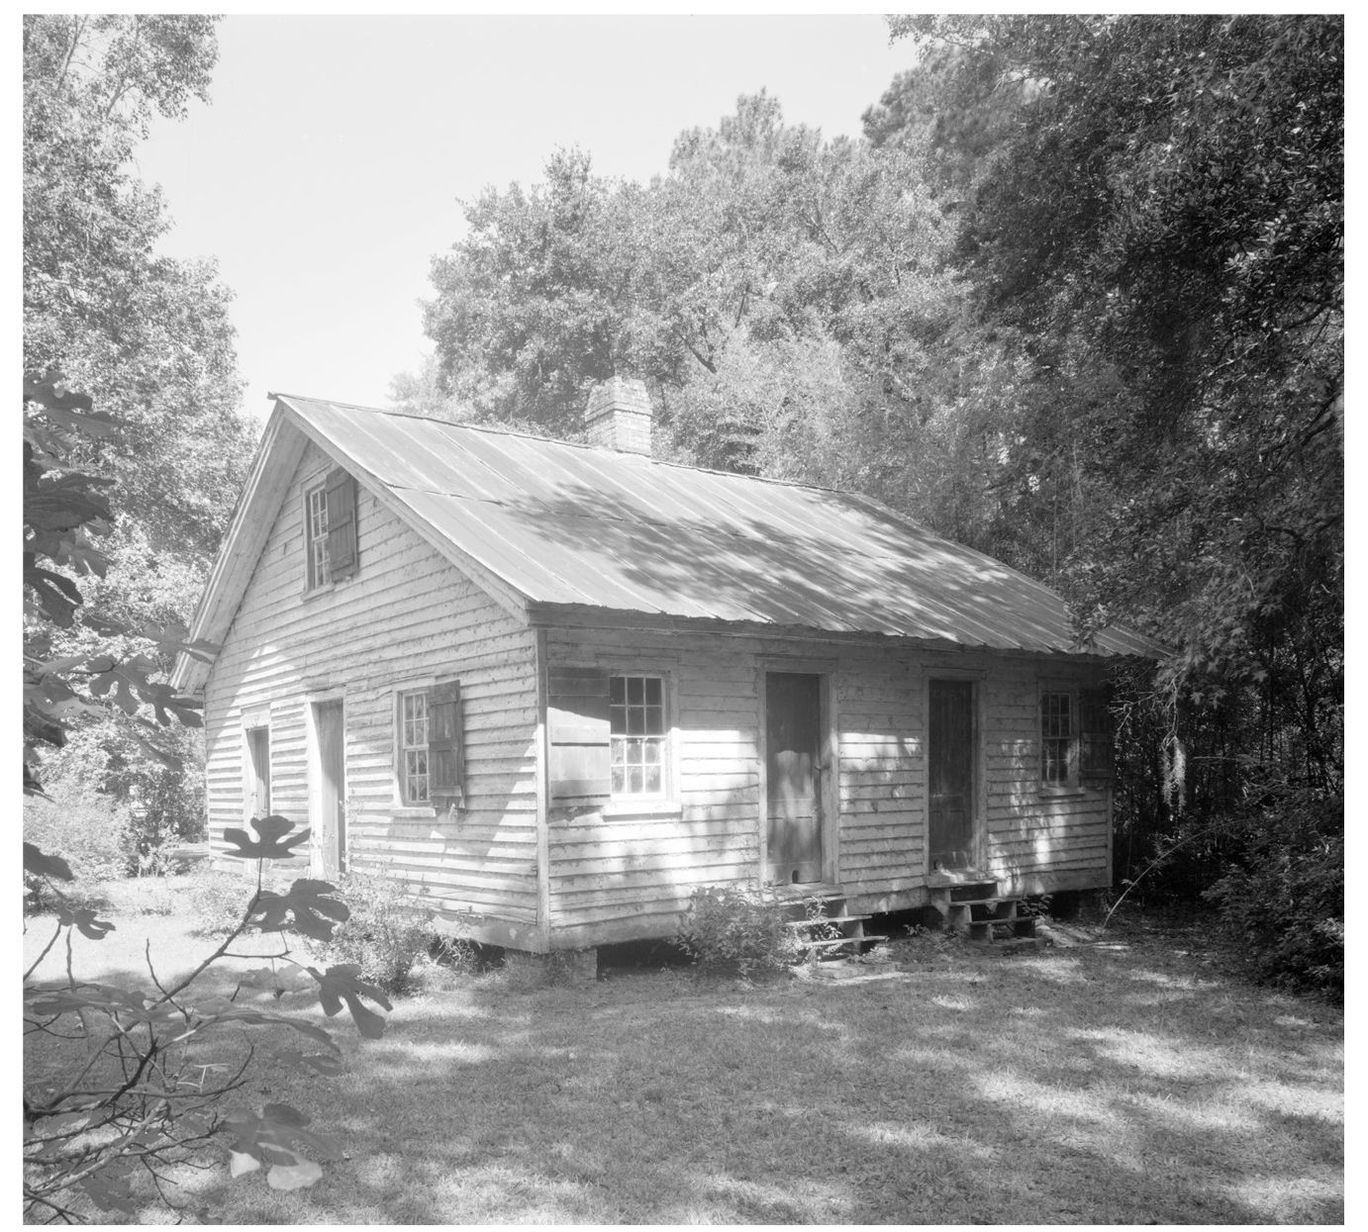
[887,14,1342,793]
[24,15,256,805]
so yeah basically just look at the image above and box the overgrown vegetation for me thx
[1203,787,1343,998]
[675,885,802,977]
[23,788,133,892]
[320,872,434,997]
[23,14,254,834]
[23,817,390,1222]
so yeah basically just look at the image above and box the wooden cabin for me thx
[173,379,1162,960]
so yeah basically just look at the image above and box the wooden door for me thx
[766,672,823,884]
[928,680,975,871]
[315,701,346,877]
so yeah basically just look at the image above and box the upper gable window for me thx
[305,468,359,590]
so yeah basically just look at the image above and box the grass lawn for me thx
[24,878,1343,1224]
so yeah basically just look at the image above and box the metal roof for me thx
[275,395,1164,658]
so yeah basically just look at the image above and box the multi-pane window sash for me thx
[400,691,430,805]
[306,485,330,589]
[1040,691,1074,786]
[609,675,666,796]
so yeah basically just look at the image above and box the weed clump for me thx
[319,872,433,996]
[1204,788,1343,999]
[676,884,800,978]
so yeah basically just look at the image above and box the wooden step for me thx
[764,882,844,902]
[783,914,870,929]
[797,935,888,952]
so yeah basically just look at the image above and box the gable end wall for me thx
[202,443,540,944]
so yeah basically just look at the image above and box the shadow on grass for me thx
[27,920,1343,1224]
[159,938,1342,1224]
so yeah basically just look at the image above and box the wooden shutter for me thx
[1079,687,1114,782]
[548,667,611,802]
[324,468,358,580]
[429,680,464,805]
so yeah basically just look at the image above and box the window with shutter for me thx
[397,691,430,805]
[548,669,670,804]
[1040,683,1113,788]
[304,469,359,590]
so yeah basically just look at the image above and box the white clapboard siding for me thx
[539,627,1113,942]
[982,660,1111,888]
[203,443,539,930]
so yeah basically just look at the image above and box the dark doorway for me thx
[766,672,823,884]
[928,680,976,870]
[245,726,270,820]
[314,700,346,877]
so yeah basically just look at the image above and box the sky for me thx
[132,14,921,423]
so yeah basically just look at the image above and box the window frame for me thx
[396,688,431,807]
[608,673,669,801]
[1038,682,1113,793]
[305,480,331,591]
[1040,689,1078,789]
[392,678,465,814]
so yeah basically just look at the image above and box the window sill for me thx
[601,800,683,819]
[301,575,357,601]
[1037,785,1088,799]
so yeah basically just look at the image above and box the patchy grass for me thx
[24,881,1344,1224]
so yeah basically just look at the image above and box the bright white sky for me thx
[132,14,919,422]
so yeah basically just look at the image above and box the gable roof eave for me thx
[275,398,532,626]
[524,598,1167,661]
[170,401,535,694]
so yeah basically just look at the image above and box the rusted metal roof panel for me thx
[277,396,1165,658]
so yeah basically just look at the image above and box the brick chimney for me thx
[585,376,652,455]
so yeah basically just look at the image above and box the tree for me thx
[423,148,656,435]
[886,18,1342,961]
[24,14,257,821]
[887,14,1342,758]
[418,94,1032,551]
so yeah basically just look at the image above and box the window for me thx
[306,485,330,589]
[1040,686,1113,788]
[1040,692,1075,786]
[305,467,359,590]
[547,668,672,805]
[398,691,430,805]
[395,682,464,808]
[609,675,666,796]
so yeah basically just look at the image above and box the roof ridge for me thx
[271,392,874,501]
